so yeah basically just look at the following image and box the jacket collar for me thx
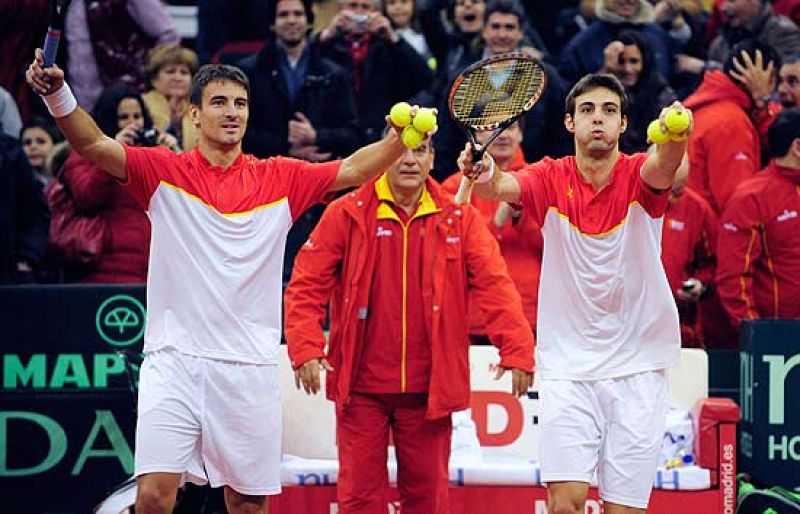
[374,173,439,221]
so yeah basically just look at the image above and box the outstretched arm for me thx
[26,49,127,181]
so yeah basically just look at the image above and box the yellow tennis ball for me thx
[647,119,671,145]
[664,109,690,134]
[412,108,437,133]
[390,102,413,127]
[401,126,425,148]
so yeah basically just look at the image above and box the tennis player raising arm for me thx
[27,44,428,514]
[458,73,691,514]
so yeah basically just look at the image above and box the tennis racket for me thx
[42,0,72,68]
[448,52,547,204]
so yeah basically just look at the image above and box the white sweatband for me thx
[474,154,496,184]
[43,83,78,118]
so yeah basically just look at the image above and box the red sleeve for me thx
[122,145,175,209]
[706,119,759,211]
[283,201,348,369]
[716,189,762,325]
[271,157,340,222]
[511,159,554,226]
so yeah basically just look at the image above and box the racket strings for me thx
[452,60,545,129]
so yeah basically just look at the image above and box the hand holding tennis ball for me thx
[389,102,413,128]
[664,108,690,134]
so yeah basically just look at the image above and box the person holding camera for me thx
[317,0,434,143]
[49,84,177,283]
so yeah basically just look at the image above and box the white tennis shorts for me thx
[539,369,668,508]
[134,349,282,496]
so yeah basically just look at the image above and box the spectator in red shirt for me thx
[717,109,800,329]
[284,135,534,514]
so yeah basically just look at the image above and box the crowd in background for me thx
[1,0,799,350]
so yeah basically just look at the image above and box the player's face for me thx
[21,127,55,169]
[385,0,414,28]
[617,44,643,87]
[117,98,145,131]
[778,62,800,108]
[565,87,627,154]
[275,0,308,47]
[482,13,523,55]
[152,62,192,99]
[454,0,485,34]
[194,80,249,147]
[387,138,434,193]
[478,123,522,165]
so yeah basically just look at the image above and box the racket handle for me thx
[43,28,62,68]
[454,175,475,205]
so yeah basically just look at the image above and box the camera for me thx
[134,127,159,147]
[348,13,369,30]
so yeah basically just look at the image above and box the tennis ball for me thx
[412,107,437,133]
[389,102,412,127]
[401,126,425,148]
[647,119,671,145]
[664,109,690,134]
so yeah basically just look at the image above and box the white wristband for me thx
[43,83,78,118]
[474,154,495,184]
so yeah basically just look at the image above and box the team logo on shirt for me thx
[723,223,739,232]
[668,219,685,231]
[376,227,393,238]
[777,210,798,222]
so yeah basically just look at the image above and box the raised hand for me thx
[26,48,65,96]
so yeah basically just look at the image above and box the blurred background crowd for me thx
[1,0,799,350]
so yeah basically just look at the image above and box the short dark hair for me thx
[565,73,628,116]
[190,64,250,107]
[724,40,782,78]
[767,109,800,158]
[783,53,800,66]
[484,0,525,25]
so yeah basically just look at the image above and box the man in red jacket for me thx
[682,40,782,214]
[284,135,534,514]
[717,109,800,328]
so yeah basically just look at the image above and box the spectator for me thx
[419,0,486,76]
[142,45,199,151]
[682,40,781,214]
[240,0,361,161]
[710,0,800,63]
[65,0,180,111]
[0,132,50,284]
[442,122,543,339]
[0,86,23,139]
[385,0,434,64]
[433,0,572,179]
[660,159,724,348]
[557,0,676,85]
[717,108,800,330]
[20,117,64,186]
[239,0,362,286]
[284,133,534,514]
[601,29,677,153]
[51,84,178,283]
[317,0,435,143]
[778,53,800,107]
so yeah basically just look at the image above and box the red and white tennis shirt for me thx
[123,146,339,365]
[514,153,680,380]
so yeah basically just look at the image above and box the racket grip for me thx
[454,175,475,205]
[43,28,62,68]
